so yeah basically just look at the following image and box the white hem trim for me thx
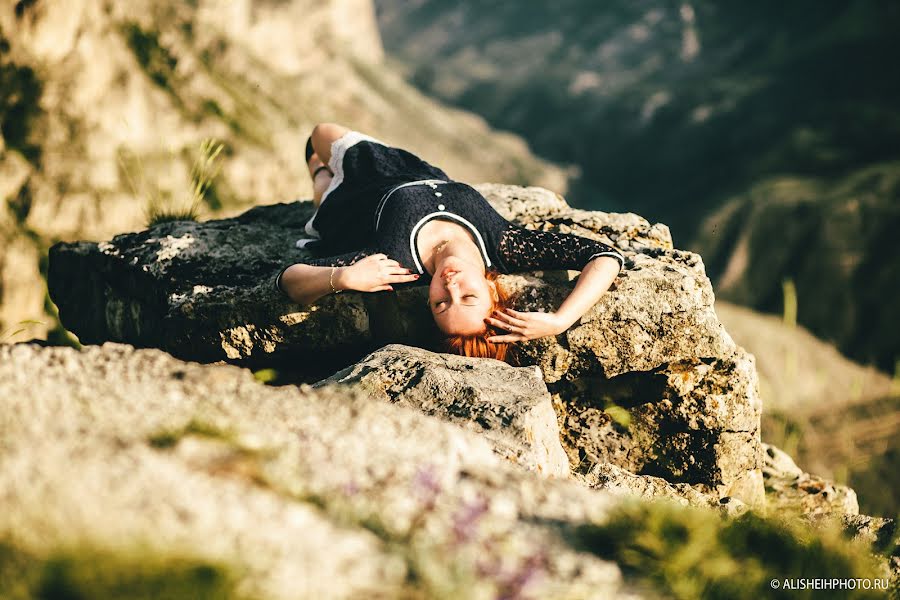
[303,131,385,240]
[295,238,318,249]
[410,212,492,274]
[588,251,625,270]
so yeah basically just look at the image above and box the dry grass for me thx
[117,139,224,228]
[715,300,899,516]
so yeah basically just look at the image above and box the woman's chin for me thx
[439,255,482,274]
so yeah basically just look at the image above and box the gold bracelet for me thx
[330,266,342,294]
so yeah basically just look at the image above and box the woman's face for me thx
[428,256,496,335]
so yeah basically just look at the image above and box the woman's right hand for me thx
[336,254,419,292]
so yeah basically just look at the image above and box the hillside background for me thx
[0,1,897,517]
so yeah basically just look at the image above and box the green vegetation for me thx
[251,368,279,384]
[1,320,44,343]
[782,278,798,329]
[0,29,44,164]
[781,278,799,385]
[576,501,889,600]
[602,399,632,430]
[118,138,224,227]
[0,540,244,600]
[122,23,177,91]
[148,417,235,449]
[146,138,223,226]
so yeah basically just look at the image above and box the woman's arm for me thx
[486,255,620,343]
[554,254,621,329]
[280,254,419,305]
[279,263,342,306]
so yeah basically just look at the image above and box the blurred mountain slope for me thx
[696,162,900,371]
[375,1,900,235]
[0,0,565,341]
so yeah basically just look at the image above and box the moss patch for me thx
[148,418,236,449]
[575,501,887,599]
[0,540,245,600]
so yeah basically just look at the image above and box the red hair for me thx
[443,270,515,363]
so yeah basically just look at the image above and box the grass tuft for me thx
[1,320,44,343]
[0,539,245,600]
[146,138,223,226]
[118,138,225,228]
[575,501,888,600]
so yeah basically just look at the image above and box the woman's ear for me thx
[487,279,500,303]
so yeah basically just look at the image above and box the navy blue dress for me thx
[278,132,624,294]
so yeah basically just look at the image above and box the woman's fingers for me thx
[372,284,394,292]
[390,273,420,283]
[487,334,524,343]
[493,310,527,327]
[485,317,521,333]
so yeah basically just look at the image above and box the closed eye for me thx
[433,295,479,314]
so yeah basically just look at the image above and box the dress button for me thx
[435,192,442,197]
[437,204,446,210]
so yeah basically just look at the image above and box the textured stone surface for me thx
[581,463,713,507]
[315,344,570,477]
[0,342,634,599]
[762,443,860,517]
[552,349,764,504]
[49,184,764,505]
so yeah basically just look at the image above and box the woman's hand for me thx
[485,308,570,343]
[337,253,419,292]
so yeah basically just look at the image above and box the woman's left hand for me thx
[485,308,569,343]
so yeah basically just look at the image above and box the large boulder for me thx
[315,344,570,477]
[49,184,764,505]
[49,184,686,372]
[0,342,630,599]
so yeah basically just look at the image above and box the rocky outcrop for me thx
[4,342,891,598]
[762,443,898,573]
[762,443,860,517]
[316,344,570,478]
[550,350,763,503]
[580,462,736,511]
[0,342,631,599]
[49,184,765,506]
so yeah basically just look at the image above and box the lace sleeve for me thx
[497,225,624,273]
[274,248,374,297]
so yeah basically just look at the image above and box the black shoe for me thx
[305,136,314,163]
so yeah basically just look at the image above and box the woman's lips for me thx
[441,267,460,279]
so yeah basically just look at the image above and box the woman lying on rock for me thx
[276,123,624,362]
